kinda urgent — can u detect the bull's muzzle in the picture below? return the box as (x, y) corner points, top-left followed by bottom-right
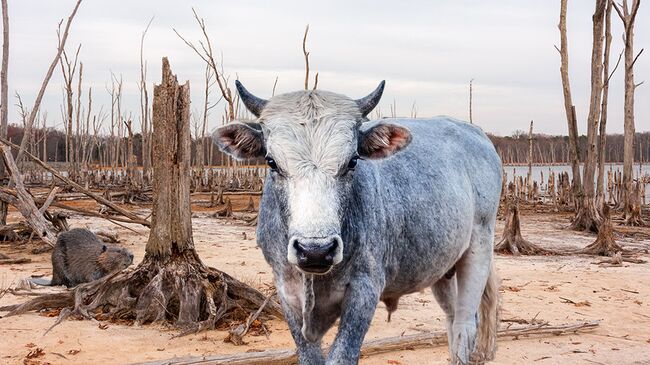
(288, 235), (343, 274)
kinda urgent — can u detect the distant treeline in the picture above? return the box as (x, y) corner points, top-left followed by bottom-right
(5, 123), (264, 167)
(5, 123), (650, 166)
(488, 131), (650, 165)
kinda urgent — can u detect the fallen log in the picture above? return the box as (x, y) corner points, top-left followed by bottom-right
(0, 137), (150, 227)
(0, 146), (56, 246)
(0, 188), (145, 228)
(132, 321), (599, 365)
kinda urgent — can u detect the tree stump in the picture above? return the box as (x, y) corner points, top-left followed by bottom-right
(245, 196), (256, 212)
(1, 58), (281, 332)
(494, 199), (557, 255)
(577, 204), (625, 256)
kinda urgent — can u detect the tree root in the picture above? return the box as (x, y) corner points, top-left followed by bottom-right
(0, 250), (282, 335)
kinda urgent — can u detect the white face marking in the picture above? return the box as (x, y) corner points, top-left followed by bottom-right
(260, 90), (360, 270)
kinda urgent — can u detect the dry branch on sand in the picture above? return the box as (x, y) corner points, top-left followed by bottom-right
(494, 199), (561, 255)
(0, 58), (281, 336)
(132, 321), (599, 365)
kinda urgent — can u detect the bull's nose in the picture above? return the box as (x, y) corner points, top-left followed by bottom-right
(290, 236), (341, 274)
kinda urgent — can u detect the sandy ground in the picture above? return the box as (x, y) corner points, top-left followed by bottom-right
(0, 199), (649, 365)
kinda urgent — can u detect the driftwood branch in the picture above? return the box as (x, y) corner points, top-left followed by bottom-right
(132, 321), (599, 365)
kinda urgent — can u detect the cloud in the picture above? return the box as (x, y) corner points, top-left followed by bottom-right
(5, 0), (649, 136)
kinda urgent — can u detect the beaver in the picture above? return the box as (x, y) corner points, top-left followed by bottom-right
(31, 228), (134, 287)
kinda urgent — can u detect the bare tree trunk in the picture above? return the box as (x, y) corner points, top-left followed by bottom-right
(0, 0), (8, 225)
(527, 120), (533, 200)
(469, 78), (474, 124)
(572, 0), (606, 232)
(557, 0), (584, 211)
(613, 0), (645, 226)
(147, 59), (194, 256)
(597, 0), (615, 206)
(0, 145), (56, 246)
(140, 17), (153, 185)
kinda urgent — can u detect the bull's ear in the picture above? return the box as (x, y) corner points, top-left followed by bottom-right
(213, 122), (266, 160)
(358, 123), (411, 159)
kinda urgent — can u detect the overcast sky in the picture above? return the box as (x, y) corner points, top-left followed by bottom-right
(6, 0), (650, 136)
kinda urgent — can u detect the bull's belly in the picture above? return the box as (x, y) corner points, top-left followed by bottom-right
(380, 237), (467, 300)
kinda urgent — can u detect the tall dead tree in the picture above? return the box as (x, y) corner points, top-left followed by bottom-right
(2, 58), (281, 329)
(302, 24), (318, 90)
(14, 0), (82, 166)
(527, 120), (534, 200)
(613, 0), (645, 226)
(174, 9), (235, 121)
(572, 0), (607, 232)
(596, 0), (617, 206)
(469, 79), (474, 124)
(139, 16), (153, 185)
(0, 0), (8, 225)
(556, 0), (584, 211)
(59, 44), (81, 176)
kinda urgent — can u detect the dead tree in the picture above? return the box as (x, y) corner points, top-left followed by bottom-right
(596, 0), (619, 206)
(59, 44), (81, 176)
(576, 204), (624, 256)
(139, 16), (153, 185)
(0, 0), (8, 225)
(613, 0), (645, 226)
(556, 0), (584, 212)
(302, 24), (318, 90)
(14, 0), (82, 166)
(0, 58), (281, 331)
(527, 121), (534, 201)
(174, 9), (235, 121)
(469, 78), (474, 124)
(494, 198), (556, 255)
(0, 146), (56, 246)
(571, 0), (607, 232)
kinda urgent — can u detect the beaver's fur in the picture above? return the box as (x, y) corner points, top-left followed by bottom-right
(47, 228), (133, 287)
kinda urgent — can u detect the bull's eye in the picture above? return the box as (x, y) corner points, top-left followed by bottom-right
(266, 157), (278, 171)
(347, 156), (359, 170)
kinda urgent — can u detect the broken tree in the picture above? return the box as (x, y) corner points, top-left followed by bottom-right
(1, 58), (281, 331)
(494, 198), (558, 255)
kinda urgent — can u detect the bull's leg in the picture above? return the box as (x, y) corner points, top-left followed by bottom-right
(432, 274), (457, 357)
(451, 225), (493, 365)
(326, 276), (381, 365)
(281, 300), (326, 365)
(280, 288), (325, 365)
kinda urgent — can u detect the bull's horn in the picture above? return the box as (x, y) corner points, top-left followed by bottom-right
(235, 80), (267, 118)
(355, 80), (385, 117)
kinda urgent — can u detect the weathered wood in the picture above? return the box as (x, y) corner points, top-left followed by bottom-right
(0, 145), (56, 246)
(38, 186), (60, 214)
(0, 0), (8, 226)
(613, 0), (644, 226)
(15, 0), (82, 165)
(557, 0), (583, 208)
(133, 321), (600, 365)
(572, 0), (606, 232)
(0, 137), (150, 227)
(147, 57), (193, 257)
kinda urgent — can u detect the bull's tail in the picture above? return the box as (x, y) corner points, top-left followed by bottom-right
(475, 261), (499, 363)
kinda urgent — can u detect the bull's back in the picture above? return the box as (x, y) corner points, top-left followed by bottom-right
(361, 117), (501, 294)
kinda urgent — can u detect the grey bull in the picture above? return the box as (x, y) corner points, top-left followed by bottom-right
(214, 81), (502, 365)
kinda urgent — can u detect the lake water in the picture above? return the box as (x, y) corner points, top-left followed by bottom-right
(503, 163), (650, 201)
